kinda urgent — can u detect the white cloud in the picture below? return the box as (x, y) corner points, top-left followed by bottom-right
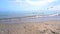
(8, 0), (59, 11)
(26, 0), (56, 6)
(15, 0), (22, 2)
(8, 0), (22, 2)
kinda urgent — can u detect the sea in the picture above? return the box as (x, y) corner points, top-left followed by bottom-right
(0, 11), (60, 18)
(0, 11), (60, 23)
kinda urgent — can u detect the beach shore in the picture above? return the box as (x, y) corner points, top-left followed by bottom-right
(0, 20), (60, 34)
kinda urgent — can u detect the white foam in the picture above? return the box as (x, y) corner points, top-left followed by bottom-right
(48, 14), (58, 16)
(28, 16), (47, 18)
(26, 14), (59, 18)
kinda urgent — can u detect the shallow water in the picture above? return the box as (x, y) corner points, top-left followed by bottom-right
(0, 15), (60, 23)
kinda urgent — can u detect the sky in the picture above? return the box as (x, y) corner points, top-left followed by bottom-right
(0, 0), (60, 11)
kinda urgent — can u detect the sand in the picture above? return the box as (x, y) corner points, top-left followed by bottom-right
(0, 20), (60, 34)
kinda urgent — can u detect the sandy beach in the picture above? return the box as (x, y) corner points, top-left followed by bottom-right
(0, 20), (60, 34)
(0, 15), (60, 34)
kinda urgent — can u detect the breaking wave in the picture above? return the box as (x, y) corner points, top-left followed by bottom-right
(26, 14), (59, 18)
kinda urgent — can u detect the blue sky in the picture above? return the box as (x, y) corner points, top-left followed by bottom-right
(0, 0), (60, 11)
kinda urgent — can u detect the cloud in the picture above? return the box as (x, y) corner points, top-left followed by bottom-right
(8, 0), (59, 11)
(47, 5), (60, 11)
(26, 0), (56, 6)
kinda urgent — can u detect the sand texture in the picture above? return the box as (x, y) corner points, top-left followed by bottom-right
(0, 20), (60, 34)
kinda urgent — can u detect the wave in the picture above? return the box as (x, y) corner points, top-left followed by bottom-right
(26, 14), (59, 18)
(0, 14), (60, 20)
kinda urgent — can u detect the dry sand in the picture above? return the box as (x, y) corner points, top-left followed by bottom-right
(0, 20), (60, 34)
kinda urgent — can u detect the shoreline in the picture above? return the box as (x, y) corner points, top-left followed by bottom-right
(0, 14), (60, 23)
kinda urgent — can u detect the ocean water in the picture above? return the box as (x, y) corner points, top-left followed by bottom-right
(0, 11), (60, 23)
(0, 11), (60, 19)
